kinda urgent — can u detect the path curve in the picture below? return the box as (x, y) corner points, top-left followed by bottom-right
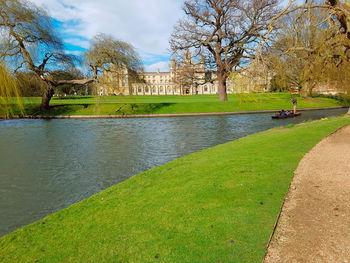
(264, 124), (350, 262)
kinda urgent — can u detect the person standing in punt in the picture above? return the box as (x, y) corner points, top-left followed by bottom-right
(291, 97), (297, 114)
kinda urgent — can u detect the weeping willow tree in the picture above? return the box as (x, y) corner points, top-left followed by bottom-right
(263, 4), (350, 98)
(0, 64), (23, 118)
(0, 0), (94, 110)
(84, 33), (144, 96)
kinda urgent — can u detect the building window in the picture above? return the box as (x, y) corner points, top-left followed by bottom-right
(204, 86), (208, 92)
(138, 88), (142, 93)
(160, 86), (163, 92)
(145, 88), (149, 92)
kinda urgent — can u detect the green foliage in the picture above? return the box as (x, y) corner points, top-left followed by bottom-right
(266, 8), (350, 95)
(269, 75), (290, 92)
(1, 116), (349, 262)
(284, 123), (296, 128)
(313, 94), (350, 105)
(0, 64), (22, 117)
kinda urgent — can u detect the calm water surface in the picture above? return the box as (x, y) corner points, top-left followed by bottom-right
(0, 108), (348, 236)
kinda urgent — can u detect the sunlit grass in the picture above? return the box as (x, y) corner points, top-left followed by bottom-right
(0, 93), (346, 116)
(1, 115), (349, 262)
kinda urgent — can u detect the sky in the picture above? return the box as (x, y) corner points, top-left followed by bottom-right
(30, 0), (184, 72)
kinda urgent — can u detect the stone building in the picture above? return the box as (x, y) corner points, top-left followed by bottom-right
(132, 50), (223, 96)
(97, 51), (271, 95)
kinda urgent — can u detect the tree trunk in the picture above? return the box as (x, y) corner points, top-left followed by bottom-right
(41, 86), (54, 110)
(300, 88), (308, 98)
(217, 71), (228, 101)
(300, 81), (314, 97)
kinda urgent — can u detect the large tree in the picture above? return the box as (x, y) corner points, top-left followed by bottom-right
(264, 1), (350, 95)
(266, 9), (333, 95)
(267, 1), (350, 54)
(171, 52), (210, 95)
(84, 34), (143, 95)
(169, 0), (279, 101)
(0, 0), (95, 109)
(0, 0), (143, 110)
(85, 34), (143, 78)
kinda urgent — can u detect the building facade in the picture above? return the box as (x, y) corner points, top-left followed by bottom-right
(97, 51), (271, 96)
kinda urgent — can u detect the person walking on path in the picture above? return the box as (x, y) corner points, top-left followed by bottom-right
(291, 98), (297, 114)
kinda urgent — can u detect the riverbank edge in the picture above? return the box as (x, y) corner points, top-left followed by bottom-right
(262, 123), (350, 262)
(1, 116), (350, 262)
(1, 106), (348, 119)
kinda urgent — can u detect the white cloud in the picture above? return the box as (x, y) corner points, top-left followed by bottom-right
(63, 38), (90, 49)
(30, 0), (184, 64)
(65, 50), (84, 56)
(145, 61), (170, 72)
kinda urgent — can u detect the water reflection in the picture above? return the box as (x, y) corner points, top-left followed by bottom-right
(0, 108), (347, 236)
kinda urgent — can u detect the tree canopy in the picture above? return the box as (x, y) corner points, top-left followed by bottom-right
(0, 0), (143, 109)
(85, 33), (143, 78)
(170, 0), (279, 101)
(0, 0), (91, 109)
(0, 0), (73, 76)
(264, 1), (350, 95)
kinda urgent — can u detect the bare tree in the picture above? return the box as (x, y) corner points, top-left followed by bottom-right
(0, 0), (96, 109)
(169, 0), (279, 101)
(313, 0), (350, 40)
(171, 52), (211, 95)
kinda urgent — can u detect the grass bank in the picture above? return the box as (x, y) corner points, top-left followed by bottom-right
(1, 115), (350, 262)
(1, 93), (346, 116)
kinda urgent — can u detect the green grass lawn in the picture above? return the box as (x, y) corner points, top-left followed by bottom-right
(1, 115), (349, 262)
(1, 93), (346, 116)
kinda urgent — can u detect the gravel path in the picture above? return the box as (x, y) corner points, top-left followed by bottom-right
(264, 124), (350, 263)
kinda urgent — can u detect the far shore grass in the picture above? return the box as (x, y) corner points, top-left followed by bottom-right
(1, 93), (347, 116)
(1, 114), (350, 262)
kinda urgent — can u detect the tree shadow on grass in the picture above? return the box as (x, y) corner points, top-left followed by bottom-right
(51, 96), (94, 100)
(20, 104), (85, 116)
(115, 103), (175, 115)
(6, 103), (176, 116)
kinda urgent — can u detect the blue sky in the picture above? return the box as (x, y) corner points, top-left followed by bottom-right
(31, 0), (184, 72)
(31, 0), (295, 73)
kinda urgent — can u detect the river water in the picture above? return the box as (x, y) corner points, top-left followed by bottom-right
(0, 108), (348, 237)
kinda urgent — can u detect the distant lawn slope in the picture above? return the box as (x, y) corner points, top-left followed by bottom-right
(1, 93), (346, 116)
(1, 115), (349, 262)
